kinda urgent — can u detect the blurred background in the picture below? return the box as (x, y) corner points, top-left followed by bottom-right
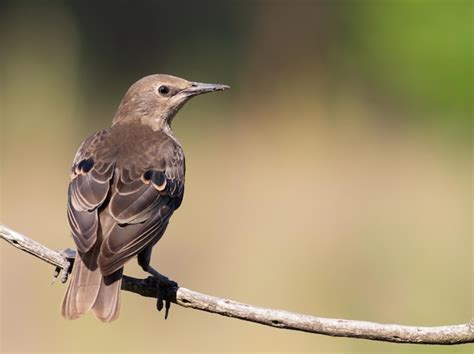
(0, 0), (472, 353)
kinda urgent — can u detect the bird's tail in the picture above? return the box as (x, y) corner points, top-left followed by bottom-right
(61, 247), (123, 322)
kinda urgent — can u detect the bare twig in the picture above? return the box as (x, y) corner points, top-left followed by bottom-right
(1, 224), (472, 345)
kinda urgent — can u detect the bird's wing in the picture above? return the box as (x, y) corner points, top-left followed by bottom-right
(67, 129), (115, 253)
(98, 140), (185, 275)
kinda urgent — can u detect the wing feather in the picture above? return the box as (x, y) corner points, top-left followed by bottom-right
(68, 125), (185, 273)
(98, 137), (185, 275)
(67, 129), (115, 253)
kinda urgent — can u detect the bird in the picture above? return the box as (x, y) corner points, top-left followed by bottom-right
(61, 74), (229, 322)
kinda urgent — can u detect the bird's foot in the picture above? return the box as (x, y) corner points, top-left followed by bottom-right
(52, 248), (76, 284)
(52, 265), (69, 284)
(155, 274), (178, 320)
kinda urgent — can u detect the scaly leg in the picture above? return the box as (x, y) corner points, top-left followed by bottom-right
(137, 246), (178, 319)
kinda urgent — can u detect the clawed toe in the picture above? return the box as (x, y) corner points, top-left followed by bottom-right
(53, 248), (76, 284)
(155, 275), (178, 319)
(52, 266), (69, 284)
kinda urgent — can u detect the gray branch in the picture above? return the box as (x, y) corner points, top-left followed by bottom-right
(1, 224), (472, 345)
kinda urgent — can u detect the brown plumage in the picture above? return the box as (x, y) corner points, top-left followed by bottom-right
(61, 74), (228, 321)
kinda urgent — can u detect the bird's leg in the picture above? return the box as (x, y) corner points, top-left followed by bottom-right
(145, 265), (178, 319)
(144, 265), (164, 278)
(137, 248), (177, 319)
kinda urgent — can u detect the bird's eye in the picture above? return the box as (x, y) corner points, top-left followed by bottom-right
(158, 85), (170, 96)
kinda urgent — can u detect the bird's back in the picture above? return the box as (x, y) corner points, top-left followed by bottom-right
(63, 122), (185, 321)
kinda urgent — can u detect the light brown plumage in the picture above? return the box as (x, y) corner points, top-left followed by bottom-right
(62, 74), (228, 321)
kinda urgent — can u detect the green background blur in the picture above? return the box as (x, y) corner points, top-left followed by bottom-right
(0, 0), (472, 353)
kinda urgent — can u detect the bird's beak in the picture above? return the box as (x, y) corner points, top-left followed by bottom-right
(181, 82), (230, 97)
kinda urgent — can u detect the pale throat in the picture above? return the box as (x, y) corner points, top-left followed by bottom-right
(139, 111), (180, 146)
(140, 109), (176, 132)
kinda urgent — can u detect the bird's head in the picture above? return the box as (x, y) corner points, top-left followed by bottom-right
(113, 74), (229, 130)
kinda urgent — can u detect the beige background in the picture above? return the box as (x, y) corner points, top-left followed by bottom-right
(0, 1), (471, 353)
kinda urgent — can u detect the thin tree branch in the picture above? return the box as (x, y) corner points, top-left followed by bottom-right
(1, 224), (472, 345)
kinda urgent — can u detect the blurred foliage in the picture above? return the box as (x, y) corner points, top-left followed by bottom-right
(342, 0), (473, 137)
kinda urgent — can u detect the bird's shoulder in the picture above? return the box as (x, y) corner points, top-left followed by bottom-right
(107, 124), (186, 225)
(110, 123), (185, 174)
(70, 128), (116, 177)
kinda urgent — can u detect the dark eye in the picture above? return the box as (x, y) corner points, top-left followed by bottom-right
(158, 85), (170, 96)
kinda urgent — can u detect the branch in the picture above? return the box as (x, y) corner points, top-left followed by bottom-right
(1, 224), (472, 345)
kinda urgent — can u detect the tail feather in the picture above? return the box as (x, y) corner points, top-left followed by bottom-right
(61, 261), (80, 320)
(61, 249), (123, 322)
(93, 270), (123, 322)
(75, 247), (102, 314)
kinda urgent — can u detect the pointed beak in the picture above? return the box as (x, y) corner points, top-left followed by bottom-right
(181, 82), (230, 97)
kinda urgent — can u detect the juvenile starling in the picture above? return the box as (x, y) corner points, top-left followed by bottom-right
(61, 74), (229, 321)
